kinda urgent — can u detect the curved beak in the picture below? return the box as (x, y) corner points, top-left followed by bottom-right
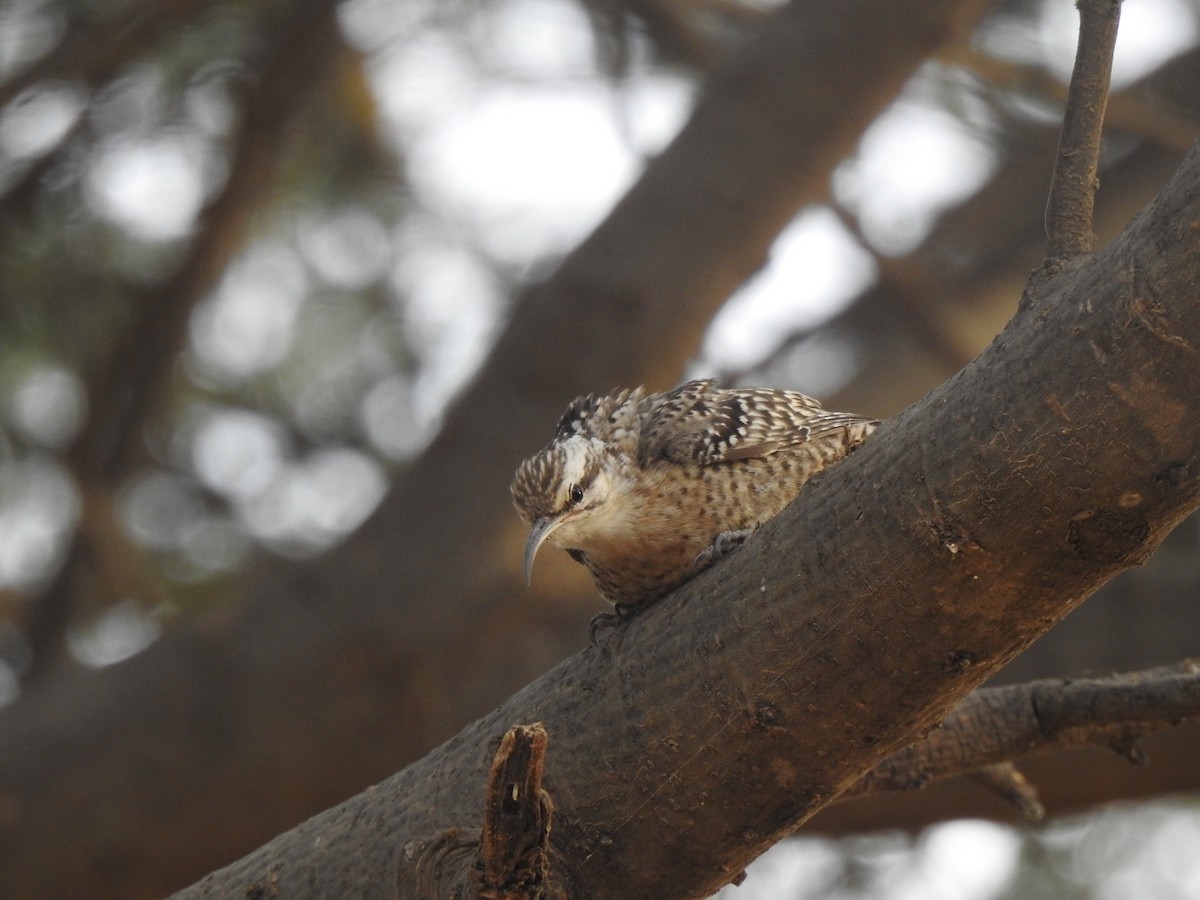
(523, 516), (563, 585)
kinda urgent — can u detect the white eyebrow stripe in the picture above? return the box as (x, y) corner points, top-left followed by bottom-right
(559, 435), (601, 488)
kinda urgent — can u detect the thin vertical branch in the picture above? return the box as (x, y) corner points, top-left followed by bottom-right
(1043, 0), (1122, 266)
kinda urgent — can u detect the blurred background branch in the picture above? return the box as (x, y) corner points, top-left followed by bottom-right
(23, 0), (348, 684)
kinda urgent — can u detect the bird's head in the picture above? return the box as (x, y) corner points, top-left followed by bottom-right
(510, 434), (623, 584)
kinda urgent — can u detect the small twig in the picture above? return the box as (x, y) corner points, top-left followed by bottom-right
(841, 661), (1200, 811)
(473, 723), (555, 900)
(966, 763), (1045, 821)
(1042, 0), (1123, 267)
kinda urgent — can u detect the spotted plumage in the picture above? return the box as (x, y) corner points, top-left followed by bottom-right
(511, 379), (877, 612)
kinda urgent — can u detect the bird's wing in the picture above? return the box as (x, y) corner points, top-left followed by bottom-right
(638, 379), (877, 466)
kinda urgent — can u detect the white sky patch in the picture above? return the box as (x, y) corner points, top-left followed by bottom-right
(8, 365), (86, 449)
(67, 599), (161, 668)
(1036, 0), (1198, 87)
(483, 0), (597, 79)
(361, 373), (430, 461)
(191, 409), (288, 502)
(0, 456), (79, 590)
(1139, 812), (1200, 897)
(237, 447), (387, 555)
(121, 471), (205, 551)
(407, 84), (640, 261)
(724, 824), (1019, 900)
(0, 2), (65, 78)
(905, 820), (1021, 900)
(760, 328), (868, 399)
(712, 838), (844, 899)
(836, 100), (998, 256)
(391, 230), (502, 425)
(1061, 803), (1200, 900)
(297, 208), (393, 290)
(370, 33), (475, 132)
(701, 208), (877, 373)
(190, 242), (308, 382)
(86, 133), (211, 241)
(0, 82), (84, 160)
(185, 74), (237, 138)
(338, 0), (435, 55)
(372, 0), (691, 265)
(617, 72), (695, 155)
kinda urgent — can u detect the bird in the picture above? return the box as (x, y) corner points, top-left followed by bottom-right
(510, 379), (877, 630)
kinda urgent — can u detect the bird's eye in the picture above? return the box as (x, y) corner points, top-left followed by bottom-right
(568, 483), (585, 506)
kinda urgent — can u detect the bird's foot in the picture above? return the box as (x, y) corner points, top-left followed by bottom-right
(692, 527), (755, 574)
(589, 602), (639, 647)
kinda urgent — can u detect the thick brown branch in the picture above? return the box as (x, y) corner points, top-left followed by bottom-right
(1043, 0), (1122, 265)
(848, 662), (1200, 801)
(174, 135), (1200, 898)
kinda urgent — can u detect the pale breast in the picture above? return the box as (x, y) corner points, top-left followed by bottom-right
(576, 443), (851, 607)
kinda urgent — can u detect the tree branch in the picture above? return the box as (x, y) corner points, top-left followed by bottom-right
(963, 764), (1045, 821)
(175, 130), (1200, 897)
(848, 661), (1200, 803)
(1043, 0), (1122, 266)
(415, 663), (1200, 893)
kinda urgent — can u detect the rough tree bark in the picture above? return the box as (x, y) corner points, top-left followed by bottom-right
(176, 130), (1200, 897)
(0, 2), (997, 897)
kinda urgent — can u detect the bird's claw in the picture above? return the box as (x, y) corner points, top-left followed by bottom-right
(692, 527), (755, 574)
(589, 602), (638, 647)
